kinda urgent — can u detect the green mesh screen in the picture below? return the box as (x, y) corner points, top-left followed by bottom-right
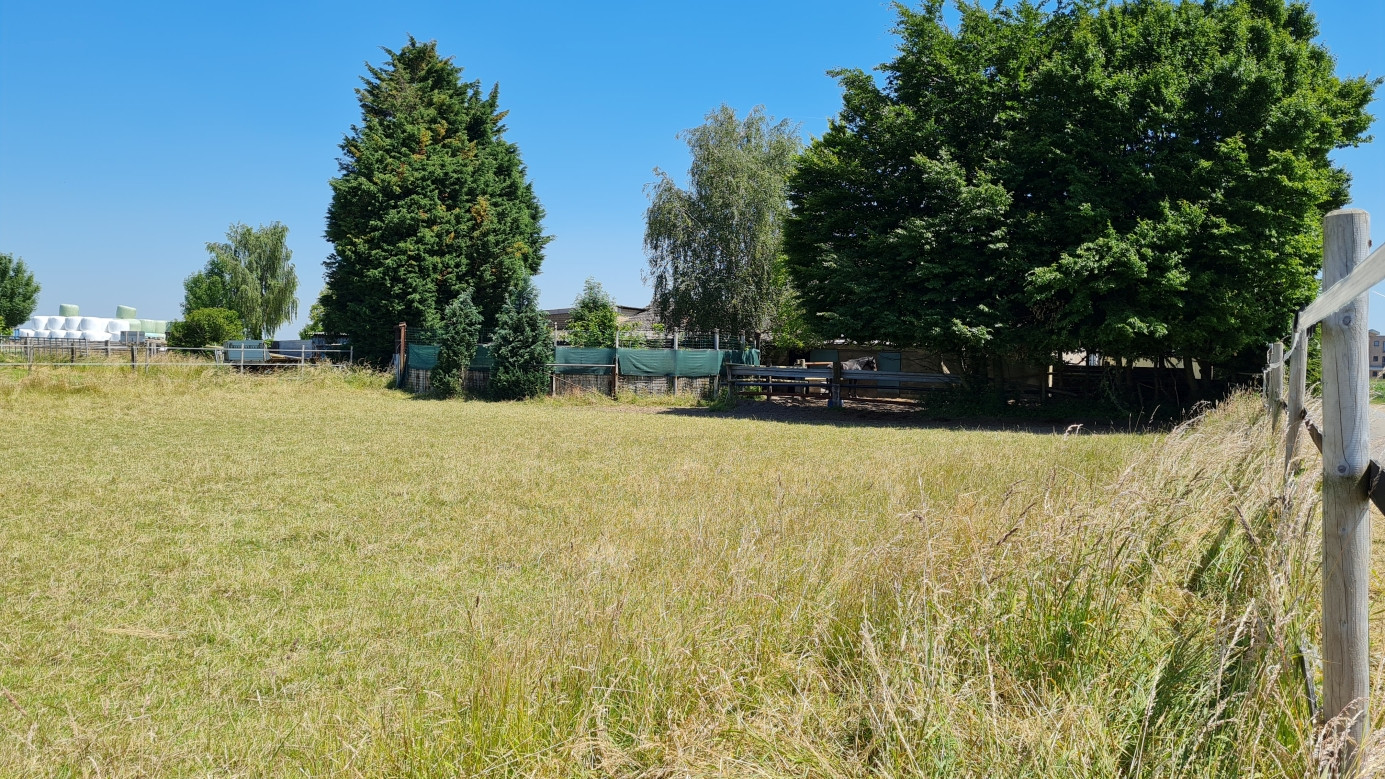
(407, 345), (758, 377)
(406, 344), (441, 371)
(554, 347), (615, 374)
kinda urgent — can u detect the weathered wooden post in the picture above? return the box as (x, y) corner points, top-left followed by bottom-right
(1267, 341), (1284, 432)
(671, 328), (680, 395)
(396, 322), (407, 389)
(1284, 324), (1308, 475)
(612, 328), (620, 398)
(1321, 208), (1371, 772)
(829, 361), (843, 408)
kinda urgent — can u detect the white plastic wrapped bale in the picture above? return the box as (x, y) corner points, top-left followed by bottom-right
(79, 317), (109, 333)
(30, 316), (53, 330)
(64, 316), (83, 331)
(82, 331), (112, 342)
(106, 319), (130, 334)
(62, 330), (82, 340)
(16, 329), (35, 338)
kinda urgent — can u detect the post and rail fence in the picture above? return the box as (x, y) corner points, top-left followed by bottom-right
(1267, 208), (1381, 775)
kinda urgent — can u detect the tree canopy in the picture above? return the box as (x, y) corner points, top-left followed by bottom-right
(645, 105), (801, 337)
(785, 0), (1377, 374)
(0, 252), (40, 330)
(181, 255), (234, 317)
(205, 222), (299, 340)
(566, 278), (619, 348)
(323, 37), (547, 364)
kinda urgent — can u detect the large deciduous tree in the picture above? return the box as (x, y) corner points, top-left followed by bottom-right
(645, 105), (801, 337)
(323, 37), (547, 364)
(0, 251), (40, 330)
(566, 277), (619, 348)
(786, 0), (1376, 379)
(205, 222), (299, 340)
(181, 255), (235, 317)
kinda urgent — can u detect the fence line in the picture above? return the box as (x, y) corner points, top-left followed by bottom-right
(726, 364), (960, 406)
(1271, 208), (1376, 776)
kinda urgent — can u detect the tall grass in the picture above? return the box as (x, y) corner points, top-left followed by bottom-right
(0, 369), (1374, 776)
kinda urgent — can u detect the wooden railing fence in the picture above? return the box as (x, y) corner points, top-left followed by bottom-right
(1268, 209), (1381, 774)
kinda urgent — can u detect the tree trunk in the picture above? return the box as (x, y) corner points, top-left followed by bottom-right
(1183, 356), (1201, 401)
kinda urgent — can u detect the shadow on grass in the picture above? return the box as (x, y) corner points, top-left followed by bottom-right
(656, 394), (1183, 435)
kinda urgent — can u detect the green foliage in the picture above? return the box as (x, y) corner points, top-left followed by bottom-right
(204, 222), (299, 340)
(786, 0), (1377, 371)
(298, 296), (327, 339)
(323, 37), (548, 365)
(487, 280), (552, 400)
(645, 105), (801, 337)
(0, 251), (40, 330)
(167, 308), (244, 348)
(431, 289), (482, 398)
(566, 278), (619, 348)
(181, 255), (234, 316)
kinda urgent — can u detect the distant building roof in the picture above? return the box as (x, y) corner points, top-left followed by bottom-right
(544, 305), (650, 330)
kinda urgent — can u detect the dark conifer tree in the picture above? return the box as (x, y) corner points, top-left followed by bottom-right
(431, 289), (482, 398)
(487, 279), (552, 400)
(323, 37), (547, 363)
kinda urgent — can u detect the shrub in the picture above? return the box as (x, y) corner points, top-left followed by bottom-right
(488, 280), (552, 400)
(431, 290), (482, 398)
(167, 308), (244, 348)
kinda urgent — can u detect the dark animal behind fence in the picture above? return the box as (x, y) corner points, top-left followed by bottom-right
(842, 356), (877, 370)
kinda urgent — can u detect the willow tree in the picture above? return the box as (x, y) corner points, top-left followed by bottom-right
(205, 222), (298, 340)
(644, 105), (801, 336)
(323, 37), (547, 363)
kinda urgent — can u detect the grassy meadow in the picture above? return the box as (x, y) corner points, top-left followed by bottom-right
(0, 367), (1376, 776)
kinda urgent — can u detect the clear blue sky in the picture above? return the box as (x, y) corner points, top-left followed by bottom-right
(1, 0), (1381, 337)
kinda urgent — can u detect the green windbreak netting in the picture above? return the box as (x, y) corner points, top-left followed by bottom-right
(554, 347), (616, 374)
(408, 345), (758, 376)
(407, 344), (440, 371)
(616, 348), (758, 377)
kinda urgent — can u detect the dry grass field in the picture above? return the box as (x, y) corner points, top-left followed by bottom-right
(0, 367), (1376, 776)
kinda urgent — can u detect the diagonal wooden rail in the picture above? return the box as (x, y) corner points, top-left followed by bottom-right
(1285, 402), (1385, 517)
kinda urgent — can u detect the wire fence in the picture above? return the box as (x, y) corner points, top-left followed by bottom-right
(0, 338), (354, 372)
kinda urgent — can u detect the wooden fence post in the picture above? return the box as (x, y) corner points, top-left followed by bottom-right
(396, 322), (407, 389)
(671, 328), (680, 395)
(1267, 341), (1284, 432)
(1321, 208), (1371, 773)
(829, 361), (842, 408)
(1284, 324), (1308, 475)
